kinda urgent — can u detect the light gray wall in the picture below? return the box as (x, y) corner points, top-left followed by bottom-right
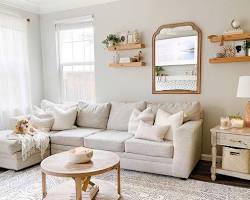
(0, 4), (43, 106)
(40, 0), (250, 154)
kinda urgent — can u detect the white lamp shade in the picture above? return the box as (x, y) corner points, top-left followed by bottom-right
(237, 76), (250, 98)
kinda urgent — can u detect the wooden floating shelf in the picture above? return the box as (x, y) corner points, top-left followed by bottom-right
(208, 33), (250, 43)
(209, 56), (250, 63)
(109, 61), (145, 67)
(108, 43), (145, 51)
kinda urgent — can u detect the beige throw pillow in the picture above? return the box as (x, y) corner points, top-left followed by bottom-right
(128, 108), (155, 134)
(77, 102), (111, 129)
(135, 121), (169, 142)
(155, 109), (184, 140)
(51, 107), (77, 131)
(29, 115), (54, 132)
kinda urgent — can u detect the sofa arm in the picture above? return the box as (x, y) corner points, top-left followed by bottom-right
(172, 120), (203, 178)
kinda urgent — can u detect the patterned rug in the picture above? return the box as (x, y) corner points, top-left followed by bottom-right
(0, 165), (249, 200)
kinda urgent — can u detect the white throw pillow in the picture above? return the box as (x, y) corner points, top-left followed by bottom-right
(29, 115), (54, 132)
(41, 99), (77, 113)
(155, 109), (184, 140)
(128, 108), (155, 134)
(135, 121), (169, 142)
(51, 107), (77, 131)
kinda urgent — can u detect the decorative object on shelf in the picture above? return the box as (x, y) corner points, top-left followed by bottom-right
(216, 52), (225, 58)
(68, 147), (93, 164)
(234, 40), (246, 57)
(220, 117), (231, 130)
(229, 114), (244, 128)
(118, 32), (128, 44)
(133, 50), (142, 62)
(155, 66), (165, 76)
(133, 30), (141, 43)
(245, 40), (250, 56)
(237, 76), (250, 127)
(222, 45), (236, 57)
(127, 31), (134, 44)
(224, 19), (244, 35)
(119, 57), (131, 63)
(102, 34), (121, 48)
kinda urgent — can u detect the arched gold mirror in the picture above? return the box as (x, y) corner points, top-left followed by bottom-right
(152, 22), (202, 94)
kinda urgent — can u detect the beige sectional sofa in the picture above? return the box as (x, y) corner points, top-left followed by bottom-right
(0, 101), (203, 179)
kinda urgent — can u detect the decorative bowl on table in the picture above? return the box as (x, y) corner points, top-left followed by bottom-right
(68, 147), (93, 164)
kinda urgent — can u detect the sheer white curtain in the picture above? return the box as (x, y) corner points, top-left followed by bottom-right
(0, 13), (31, 129)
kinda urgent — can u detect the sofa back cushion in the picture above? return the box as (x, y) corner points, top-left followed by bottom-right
(77, 102), (111, 129)
(107, 101), (146, 131)
(147, 101), (201, 122)
(51, 107), (77, 131)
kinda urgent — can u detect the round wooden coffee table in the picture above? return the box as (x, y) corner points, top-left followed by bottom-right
(41, 150), (121, 200)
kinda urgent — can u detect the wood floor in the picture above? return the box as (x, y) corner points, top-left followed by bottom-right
(0, 161), (249, 188)
(190, 161), (250, 188)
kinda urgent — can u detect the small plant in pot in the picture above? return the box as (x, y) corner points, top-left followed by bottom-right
(245, 40), (250, 56)
(102, 34), (121, 48)
(155, 66), (165, 76)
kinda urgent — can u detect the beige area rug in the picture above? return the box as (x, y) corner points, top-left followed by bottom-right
(0, 165), (249, 200)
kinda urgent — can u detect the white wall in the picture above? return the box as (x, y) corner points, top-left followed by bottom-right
(40, 0), (250, 154)
(0, 4), (43, 106)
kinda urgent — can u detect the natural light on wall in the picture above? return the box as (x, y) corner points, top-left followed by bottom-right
(56, 15), (95, 103)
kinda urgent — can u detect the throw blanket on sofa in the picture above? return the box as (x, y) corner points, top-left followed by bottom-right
(8, 132), (49, 161)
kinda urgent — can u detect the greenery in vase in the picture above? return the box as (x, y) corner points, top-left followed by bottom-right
(245, 40), (250, 49)
(102, 34), (121, 47)
(155, 66), (164, 76)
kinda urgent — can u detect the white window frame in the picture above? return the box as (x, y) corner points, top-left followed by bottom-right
(55, 15), (95, 103)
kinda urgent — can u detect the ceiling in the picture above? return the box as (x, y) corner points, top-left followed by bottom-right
(0, 0), (120, 14)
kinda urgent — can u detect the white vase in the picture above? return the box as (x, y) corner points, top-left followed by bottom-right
(247, 48), (250, 56)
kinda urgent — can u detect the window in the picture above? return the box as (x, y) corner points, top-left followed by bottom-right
(56, 16), (95, 102)
(0, 13), (31, 129)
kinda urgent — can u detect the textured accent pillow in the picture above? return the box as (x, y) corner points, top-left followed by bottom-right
(135, 121), (169, 142)
(51, 107), (77, 131)
(155, 109), (184, 140)
(29, 115), (54, 132)
(77, 102), (111, 129)
(128, 108), (155, 134)
(107, 101), (146, 131)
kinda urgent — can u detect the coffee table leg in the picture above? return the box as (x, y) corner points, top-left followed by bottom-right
(75, 177), (82, 200)
(117, 164), (121, 195)
(42, 172), (47, 199)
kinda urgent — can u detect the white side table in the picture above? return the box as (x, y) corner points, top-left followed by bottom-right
(210, 126), (250, 181)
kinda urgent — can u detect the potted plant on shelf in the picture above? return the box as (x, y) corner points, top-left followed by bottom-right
(155, 66), (164, 76)
(245, 40), (250, 56)
(102, 34), (121, 48)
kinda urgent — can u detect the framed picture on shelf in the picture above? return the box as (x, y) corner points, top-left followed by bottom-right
(234, 40), (246, 57)
(118, 32), (127, 44)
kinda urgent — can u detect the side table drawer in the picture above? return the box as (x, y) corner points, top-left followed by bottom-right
(217, 133), (250, 149)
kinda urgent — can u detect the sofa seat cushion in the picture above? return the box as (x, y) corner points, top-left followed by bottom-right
(50, 128), (102, 146)
(0, 130), (21, 154)
(84, 130), (133, 152)
(125, 138), (174, 158)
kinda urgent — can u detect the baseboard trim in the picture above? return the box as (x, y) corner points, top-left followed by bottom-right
(201, 154), (222, 162)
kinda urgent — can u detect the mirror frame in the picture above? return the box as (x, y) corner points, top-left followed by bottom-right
(152, 22), (202, 94)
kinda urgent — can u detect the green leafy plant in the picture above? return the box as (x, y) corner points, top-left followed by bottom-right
(229, 113), (242, 120)
(155, 66), (165, 76)
(102, 34), (121, 47)
(245, 40), (250, 49)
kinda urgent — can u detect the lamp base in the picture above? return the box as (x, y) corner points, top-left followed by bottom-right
(244, 101), (250, 128)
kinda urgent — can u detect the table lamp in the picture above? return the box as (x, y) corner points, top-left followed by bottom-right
(237, 76), (250, 127)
